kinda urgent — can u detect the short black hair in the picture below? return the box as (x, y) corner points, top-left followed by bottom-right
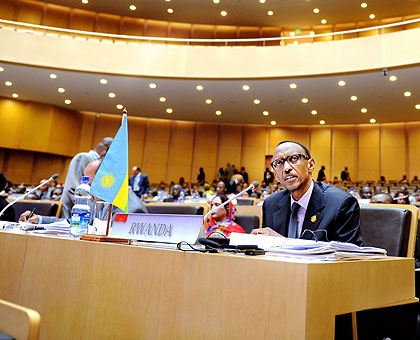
(0, 173), (6, 192)
(276, 140), (311, 158)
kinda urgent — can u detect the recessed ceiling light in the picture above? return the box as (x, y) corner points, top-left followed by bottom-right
(263, 111), (269, 116)
(415, 104), (420, 110)
(290, 83), (297, 89)
(215, 110), (222, 115)
(254, 99), (261, 104)
(58, 87), (65, 93)
(149, 83), (157, 89)
(159, 97), (166, 102)
(270, 121), (276, 125)
(167, 8), (174, 13)
(313, 8), (319, 13)
(242, 85), (250, 91)
(49, 73), (57, 79)
(259, 0), (266, 3)
(361, 108), (368, 113)
(350, 95), (358, 101)
(196, 85), (204, 91)
(301, 98), (309, 103)
(338, 80), (346, 86)
(310, 31), (315, 36)
(293, 41), (299, 45)
(321, 19), (327, 24)
(370, 118), (376, 123)
(213, 0), (219, 3)
(290, 32), (296, 37)
(166, 108), (173, 113)
(165, 0), (171, 2)
(369, 14), (375, 19)
(220, 10), (227, 16)
(404, 91), (412, 97)
(129, 5), (136, 10)
(64, 99), (71, 104)
(108, 92), (116, 98)
(100, 78), (108, 85)
(311, 110), (317, 115)
(205, 99), (212, 104)
(0, 67), (4, 72)
(280, 40), (285, 45)
(116, 104), (123, 110)
(5, 81), (12, 86)
(12, 93), (18, 98)
(267, 10), (274, 16)
(320, 120), (326, 125)
(82, 0), (88, 4)
(389, 75), (397, 82)
(361, 3), (367, 8)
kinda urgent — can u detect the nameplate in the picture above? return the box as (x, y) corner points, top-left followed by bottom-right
(109, 213), (203, 244)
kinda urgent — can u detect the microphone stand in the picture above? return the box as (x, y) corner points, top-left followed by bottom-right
(0, 174), (59, 219)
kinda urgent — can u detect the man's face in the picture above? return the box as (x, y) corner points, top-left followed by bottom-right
(272, 142), (315, 196)
(132, 167), (140, 176)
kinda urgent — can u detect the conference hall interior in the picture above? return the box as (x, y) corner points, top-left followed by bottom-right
(1, 0), (420, 339)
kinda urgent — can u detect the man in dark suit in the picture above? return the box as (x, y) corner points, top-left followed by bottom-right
(252, 141), (363, 246)
(129, 166), (150, 198)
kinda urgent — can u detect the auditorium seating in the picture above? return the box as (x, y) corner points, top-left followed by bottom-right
(145, 203), (206, 216)
(7, 200), (62, 222)
(234, 215), (260, 233)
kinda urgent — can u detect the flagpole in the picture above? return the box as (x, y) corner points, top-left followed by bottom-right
(105, 203), (113, 236)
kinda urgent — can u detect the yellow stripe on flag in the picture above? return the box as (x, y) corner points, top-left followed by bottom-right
(112, 172), (129, 212)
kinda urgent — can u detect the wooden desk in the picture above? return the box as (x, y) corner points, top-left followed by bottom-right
(0, 231), (416, 340)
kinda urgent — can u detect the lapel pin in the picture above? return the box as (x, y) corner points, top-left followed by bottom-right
(311, 215), (317, 223)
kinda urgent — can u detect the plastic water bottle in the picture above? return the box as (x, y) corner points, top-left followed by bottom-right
(178, 190), (185, 203)
(349, 188), (361, 200)
(262, 189), (269, 200)
(70, 176), (91, 238)
(157, 189), (163, 202)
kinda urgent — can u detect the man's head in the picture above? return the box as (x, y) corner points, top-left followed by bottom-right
(132, 166), (140, 176)
(84, 159), (103, 184)
(94, 137), (113, 157)
(370, 192), (393, 204)
(360, 186), (372, 199)
(271, 141), (315, 200)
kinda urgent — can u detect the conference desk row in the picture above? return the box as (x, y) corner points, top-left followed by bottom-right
(0, 230), (416, 340)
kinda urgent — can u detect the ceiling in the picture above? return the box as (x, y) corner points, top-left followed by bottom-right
(1, 61), (420, 126)
(40, 0), (420, 27)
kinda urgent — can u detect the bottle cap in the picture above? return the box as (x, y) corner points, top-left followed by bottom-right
(81, 176), (90, 184)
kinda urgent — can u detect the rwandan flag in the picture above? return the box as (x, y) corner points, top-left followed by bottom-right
(91, 115), (129, 212)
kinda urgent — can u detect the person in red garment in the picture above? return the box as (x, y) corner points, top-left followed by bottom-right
(205, 194), (245, 237)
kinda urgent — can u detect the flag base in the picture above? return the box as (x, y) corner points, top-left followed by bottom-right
(80, 234), (128, 244)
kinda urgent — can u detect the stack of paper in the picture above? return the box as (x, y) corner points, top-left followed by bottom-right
(229, 233), (387, 261)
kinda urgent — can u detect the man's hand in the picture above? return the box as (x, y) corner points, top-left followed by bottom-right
(19, 210), (40, 224)
(250, 227), (285, 237)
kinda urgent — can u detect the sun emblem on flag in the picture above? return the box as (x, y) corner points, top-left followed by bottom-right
(100, 173), (115, 188)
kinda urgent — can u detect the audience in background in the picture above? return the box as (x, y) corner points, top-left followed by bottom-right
(341, 166), (350, 181)
(225, 163), (234, 180)
(0, 173), (15, 222)
(196, 167), (205, 185)
(263, 168), (274, 184)
(394, 190), (410, 204)
(360, 186), (373, 200)
(399, 175), (409, 184)
(240, 167), (249, 184)
(370, 192), (393, 204)
(129, 166), (150, 198)
(317, 165), (326, 182)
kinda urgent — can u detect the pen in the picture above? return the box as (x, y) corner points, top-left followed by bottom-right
(27, 207), (36, 221)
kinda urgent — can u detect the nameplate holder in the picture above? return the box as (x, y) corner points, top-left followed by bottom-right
(109, 213), (203, 244)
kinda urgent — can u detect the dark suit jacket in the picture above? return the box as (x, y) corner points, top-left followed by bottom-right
(129, 173), (150, 197)
(262, 181), (363, 246)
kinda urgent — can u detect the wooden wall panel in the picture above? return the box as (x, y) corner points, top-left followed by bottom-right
(0, 98), (26, 149)
(71, 9), (95, 32)
(32, 153), (66, 184)
(78, 112), (96, 153)
(242, 126), (266, 183)
(17, 0), (43, 24)
(218, 125), (243, 175)
(167, 121), (195, 183)
(143, 120), (171, 184)
(127, 117), (147, 172)
(310, 127), (331, 180)
(193, 123), (219, 183)
(382, 124), (406, 181)
(332, 126), (357, 182)
(408, 123), (420, 179)
(44, 4), (70, 28)
(3, 150), (34, 184)
(169, 22), (191, 39)
(0, 0), (17, 20)
(91, 114), (120, 146)
(358, 125), (380, 181)
(145, 20), (168, 38)
(121, 17), (145, 36)
(268, 127), (310, 154)
(96, 13), (120, 34)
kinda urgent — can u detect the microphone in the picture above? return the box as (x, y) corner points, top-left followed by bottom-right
(203, 180), (259, 223)
(0, 173), (59, 219)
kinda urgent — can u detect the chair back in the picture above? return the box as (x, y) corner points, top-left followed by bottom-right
(7, 200), (63, 222)
(234, 215), (260, 233)
(360, 204), (418, 257)
(0, 299), (40, 340)
(145, 204), (204, 215)
(235, 198), (255, 206)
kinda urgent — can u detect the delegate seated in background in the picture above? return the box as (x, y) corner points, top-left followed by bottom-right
(370, 192), (393, 204)
(394, 190), (410, 204)
(0, 173), (15, 222)
(205, 195), (245, 237)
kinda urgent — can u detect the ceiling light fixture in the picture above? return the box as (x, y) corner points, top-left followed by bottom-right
(263, 111), (269, 116)
(320, 120), (326, 125)
(270, 121), (276, 125)
(100, 78), (108, 85)
(205, 99), (212, 104)
(293, 41), (299, 45)
(58, 87), (65, 93)
(311, 110), (317, 115)
(267, 10), (274, 16)
(82, 0), (88, 4)
(166, 108), (173, 113)
(259, 0), (266, 3)
(108, 92), (116, 98)
(389, 75), (397, 82)
(290, 32), (295, 37)
(215, 110), (222, 115)
(301, 98), (309, 103)
(369, 14), (375, 19)
(404, 91), (412, 97)
(149, 83), (157, 89)
(49, 73), (57, 79)
(0, 67), (4, 72)
(313, 8), (319, 13)
(338, 80), (346, 86)
(167, 8), (174, 13)
(220, 10), (227, 16)
(5, 81), (12, 86)
(415, 104), (420, 110)
(254, 99), (261, 104)
(310, 31), (315, 36)
(370, 118), (376, 123)
(12, 93), (18, 98)
(64, 99), (71, 104)
(321, 19), (327, 24)
(196, 85), (204, 91)
(242, 85), (250, 91)
(213, 0), (219, 3)
(159, 97), (166, 102)
(361, 3), (367, 8)
(361, 108), (368, 113)
(129, 5), (136, 11)
(290, 83), (297, 89)
(116, 104), (123, 110)
(351, 96), (358, 101)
